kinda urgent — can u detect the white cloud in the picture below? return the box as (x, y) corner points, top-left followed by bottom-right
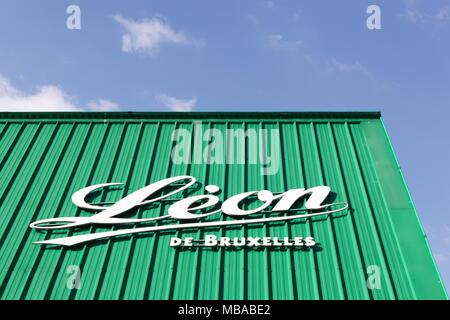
(426, 223), (450, 281)
(265, 34), (302, 51)
(435, 252), (449, 264)
(329, 58), (370, 75)
(0, 75), (81, 111)
(87, 99), (119, 111)
(435, 6), (450, 21)
(401, 1), (449, 23)
(265, 1), (275, 9)
(113, 14), (204, 54)
(0, 74), (120, 112)
(401, 0), (422, 23)
(156, 93), (197, 112)
(405, 9), (424, 23)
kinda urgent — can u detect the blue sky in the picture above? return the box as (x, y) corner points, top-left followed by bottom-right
(0, 0), (449, 293)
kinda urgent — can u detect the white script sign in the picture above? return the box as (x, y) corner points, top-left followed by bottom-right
(29, 175), (348, 247)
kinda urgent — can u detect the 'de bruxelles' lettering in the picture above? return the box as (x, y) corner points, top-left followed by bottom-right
(170, 235), (316, 248)
(29, 175), (348, 247)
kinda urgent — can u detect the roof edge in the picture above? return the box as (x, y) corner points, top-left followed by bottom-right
(0, 111), (382, 120)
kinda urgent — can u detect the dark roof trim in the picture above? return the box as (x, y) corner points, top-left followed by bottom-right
(0, 111), (381, 120)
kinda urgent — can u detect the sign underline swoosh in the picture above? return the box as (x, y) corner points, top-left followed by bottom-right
(33, 203), (349, 247)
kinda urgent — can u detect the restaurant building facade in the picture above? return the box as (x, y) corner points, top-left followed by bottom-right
(0, 112), (446, 299)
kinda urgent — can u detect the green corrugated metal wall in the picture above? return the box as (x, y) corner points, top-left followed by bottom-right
(0, 112), (446, 300)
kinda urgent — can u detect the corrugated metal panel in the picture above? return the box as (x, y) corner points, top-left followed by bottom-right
(0, 112), (446, 300)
